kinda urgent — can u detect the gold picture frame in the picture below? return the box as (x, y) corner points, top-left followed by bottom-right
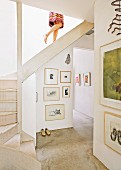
(44, 68), (58, 85)
(83, 72), (91, 86)
(45, 104), (65, 121)
(60, 71), (71, 83)
(62, 86), (70, 98)
(104, 112), (121, 155)
(100, 39), (121, 110)
(43, 87), (60, 101)
(75, 74), (81, 86)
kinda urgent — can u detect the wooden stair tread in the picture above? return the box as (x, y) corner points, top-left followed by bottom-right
(0, 89), (17, 92)
(0, 101), (17, 103)
(0, 123), (18, 134)
(0, 112), (17, 116)
(4, 134), (20, 149)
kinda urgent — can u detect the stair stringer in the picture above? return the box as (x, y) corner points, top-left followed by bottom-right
(22, 20), (94, 82)
(21, 130), (35, 143)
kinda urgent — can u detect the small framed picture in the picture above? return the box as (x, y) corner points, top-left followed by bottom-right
(44, 68), (58, 85)
(60, 71), (71, 83)
(62, 86), (70, 98)
(104, 112), (121, 155)
(45, 104), (65, 121)
(83, 72), (91, 86)
(75, 74), (81, 86)
(43, 87), (60, 101)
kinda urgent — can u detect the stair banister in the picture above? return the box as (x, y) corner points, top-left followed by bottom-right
(22, 20), (94, 82)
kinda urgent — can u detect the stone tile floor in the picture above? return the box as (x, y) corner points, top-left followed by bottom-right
(36, 111), (108, 170)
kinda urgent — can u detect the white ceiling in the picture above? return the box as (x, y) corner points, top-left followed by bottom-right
(12, 0), (95, 22)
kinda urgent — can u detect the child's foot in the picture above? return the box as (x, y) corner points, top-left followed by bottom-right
(43, 34), (47, 44)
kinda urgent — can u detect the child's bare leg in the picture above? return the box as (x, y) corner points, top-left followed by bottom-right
(44, 23), (62, 43)
(53, 29), (59, 42)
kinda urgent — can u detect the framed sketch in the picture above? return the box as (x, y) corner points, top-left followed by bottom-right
(104, 112), (121, 155)
(83, 72), (91, 86)
(44, 68), (58, 85)
(75, 74), (81, 86)
(60, 71), (71, 83)
(62, 86), (70, 98)
(45, 104), (65, 121)
(43, 87), (60, 101)
(100, 39), (121, 110)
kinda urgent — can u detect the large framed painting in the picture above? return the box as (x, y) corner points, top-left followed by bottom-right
(45, 104), (65, 121)
(44, 68), (58, 85)
(104, 112), (121, 155)
(100, 39), (121, 110)
(43, 87), (60, 101)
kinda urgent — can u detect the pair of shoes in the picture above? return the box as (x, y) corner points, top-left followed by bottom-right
(40, 129), (46, 137)
(45, 128), (51, 136)
(40, 128), (51, 137)
(43, 34), (48, 44)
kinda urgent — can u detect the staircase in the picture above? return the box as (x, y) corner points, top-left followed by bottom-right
(0, 79), (36, 158)
(0, 20), (93, 161)
(22, 21), (94, 81)
(0, 80), (18, 145)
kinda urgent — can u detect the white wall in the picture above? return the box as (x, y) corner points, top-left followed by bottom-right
(94, 0), (121, 169)
(22, 4), (82, 64)
(0, 0), (17, 76)
(36, 47), (73, 132)
(36, 35), (94, 132)
(74, 48), (94, 118)
(22, 74), (36, 142)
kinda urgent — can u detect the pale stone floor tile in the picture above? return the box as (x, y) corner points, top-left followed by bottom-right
(36, 111), (108, 170)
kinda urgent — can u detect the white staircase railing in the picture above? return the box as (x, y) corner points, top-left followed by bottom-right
(22, 20), (94, 82)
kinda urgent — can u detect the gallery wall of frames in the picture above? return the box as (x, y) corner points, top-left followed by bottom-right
(36, 48), (74, 132)
(44, 68), (71, 121)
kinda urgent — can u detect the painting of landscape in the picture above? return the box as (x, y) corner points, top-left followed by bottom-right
(103, 47), (121, 101)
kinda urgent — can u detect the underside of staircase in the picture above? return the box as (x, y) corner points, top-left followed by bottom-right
(22, 20), (94, 81)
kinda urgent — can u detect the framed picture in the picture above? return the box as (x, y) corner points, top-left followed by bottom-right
(83, 72), (91, 86)
(45, 104), (65, 121)
(43, 87), (60, 101)
(75, 74), (81, 86)
(62, 86), (70, 98)
(104, 112), (121, 155)
(100, 39), (121, 110)
(60, 71), (71, 83)
(44, 68), (58, 85)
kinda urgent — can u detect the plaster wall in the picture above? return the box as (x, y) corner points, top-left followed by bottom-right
(94, 0), (121, 169)
(36, 35), (94, 132)
(22, 74), (36, 142)
(0, 0), (17, 76)
(22, 4), (82, 64)
(36, 47), (73, 132)
(74, 48), (94, 118)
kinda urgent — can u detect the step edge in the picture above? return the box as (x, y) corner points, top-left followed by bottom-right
(0, 123), (18, 134)
(0, 112), (17, 115)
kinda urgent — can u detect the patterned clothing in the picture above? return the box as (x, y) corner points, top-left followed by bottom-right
(49, 12), (64, 28)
